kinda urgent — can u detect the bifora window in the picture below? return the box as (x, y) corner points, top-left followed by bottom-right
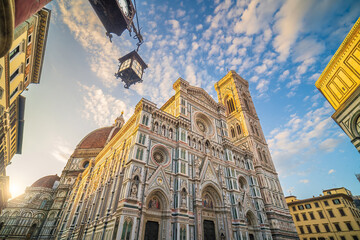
(226, 98), (236, 113)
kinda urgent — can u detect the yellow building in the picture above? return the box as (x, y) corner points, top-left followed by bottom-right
(0, 8), (51, 210)
(286, 187), (360, 240)
(315, 18), (360, 153)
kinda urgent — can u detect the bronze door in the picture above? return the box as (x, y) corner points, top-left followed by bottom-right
(144, 221), (159, 240)
(249, 233), (255, 240)
(203, 220), (215, 240)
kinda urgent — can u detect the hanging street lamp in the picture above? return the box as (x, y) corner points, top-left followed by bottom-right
(115, 50), (148, 88)
(88, 0), (147, 88)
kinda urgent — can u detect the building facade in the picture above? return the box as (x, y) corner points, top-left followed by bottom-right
(0, 71), (297, 239)
(0, 175), (60, 238)
(315, 17), (360, 153)
(0, 7), (51, 211)
(286, 187), (360, 240)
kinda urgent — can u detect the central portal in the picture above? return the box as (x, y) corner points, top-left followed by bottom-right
(144, 221), (159, 240)
(203, 220), (215, 240)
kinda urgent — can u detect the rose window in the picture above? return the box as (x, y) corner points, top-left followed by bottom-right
(152, 149), (166, 164)
(196, 120), (206, 132)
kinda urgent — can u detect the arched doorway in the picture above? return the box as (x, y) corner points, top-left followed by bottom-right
(200, 185), (224, 240)
(245, 211), (258, 240)
(142, 190), (170, 240)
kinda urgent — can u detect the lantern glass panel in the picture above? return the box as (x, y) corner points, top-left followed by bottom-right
(132, 59), (143, 78)
(120, 59), (132, 71)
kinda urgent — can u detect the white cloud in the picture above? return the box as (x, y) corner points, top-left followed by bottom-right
(328, 169), (335, 174)
(80, 84), (132, 127)
(286, 79), (301, 88)
(196, 24), (203, 31)
(57, 0), (125, 88)
(273, 0), (312, 61)
(299, 179), (309, 184)
(234, 0), (281, 36)
(293, 37), (325, 63)
(52, 139), (73, 163)
(319, 138), (342, 153)
(256, 79), (270, 93)
(267, 102), (340, 176)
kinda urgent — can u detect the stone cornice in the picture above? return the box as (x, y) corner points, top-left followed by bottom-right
(316, 17), (360, 89)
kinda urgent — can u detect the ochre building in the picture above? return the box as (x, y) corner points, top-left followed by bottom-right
(286, 187), (360, 240)
(315, 17), (360, 153)
(0, 71), (297, 239)
(0, 7), (51, 211)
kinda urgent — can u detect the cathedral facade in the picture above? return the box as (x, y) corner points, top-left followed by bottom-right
(0, 71), (297, 239)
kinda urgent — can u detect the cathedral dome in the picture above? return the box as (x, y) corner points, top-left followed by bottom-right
(31, 175), (60, 188)
(76, 126), (120, 150)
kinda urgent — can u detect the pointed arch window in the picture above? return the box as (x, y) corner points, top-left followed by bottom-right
(226, 98), (236, 114)
(180, 225), (186, 240)
(121, 219), (133, 240)
(230, 127), (235, 138)
(262, 151), (268, 163)
(236, 124), (241, 135)
(257, 149), (263, 161)
(244, 98), (249, 110)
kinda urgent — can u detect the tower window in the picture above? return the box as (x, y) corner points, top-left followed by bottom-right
(236, 124), (241, 135)
(226, 98), (236, 114)
(230, 127), (235, 138)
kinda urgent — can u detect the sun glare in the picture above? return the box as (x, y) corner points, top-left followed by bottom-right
(9, 183), (23, 199)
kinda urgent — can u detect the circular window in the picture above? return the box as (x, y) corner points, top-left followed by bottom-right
(196, 120), (206, 132)
(153, 151), (165, 164)
(82, 161), (89, 168)
(151, 146), (169, 165)
(194, 112), (214, 136)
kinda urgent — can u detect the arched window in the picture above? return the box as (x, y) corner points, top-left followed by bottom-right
(236, 124), (241, 135)
(262, 151), (268, 163)
(257, 149), (263, 161)
(40, 200), (47, 209)
(244, 98), (249, 110)
(162, 125), (166, 136)
(226, 98), (236, 113)
(251, 123), (255, 134)
(255, 126), (259, 136)
(230, 127), (235, 138)
(121, 219), (133, 240)
(180, 225), (186, 240)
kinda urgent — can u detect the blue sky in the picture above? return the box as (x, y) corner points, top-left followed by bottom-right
(7, 0), (360, 199)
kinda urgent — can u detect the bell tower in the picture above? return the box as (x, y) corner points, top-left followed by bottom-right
(215, 71), (274, 169)
(215, 71), (296, 239)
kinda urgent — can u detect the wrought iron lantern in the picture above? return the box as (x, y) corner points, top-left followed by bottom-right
(89, 0), (147, 88)
(88, 0), (136, 40)
(115, 50), (148, 88)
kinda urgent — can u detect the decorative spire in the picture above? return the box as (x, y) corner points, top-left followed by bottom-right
(114, 111), (125, 128)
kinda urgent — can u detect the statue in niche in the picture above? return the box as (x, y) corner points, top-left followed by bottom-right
(169, 129), (173, 139)
(181, 189), (187, 207)
(130, 183), (138, 198)
(195, 158), (201, 177)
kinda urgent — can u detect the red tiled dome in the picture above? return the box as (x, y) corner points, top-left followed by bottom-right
(77, 127), (120, 149)
(31, 175), (60, 188)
